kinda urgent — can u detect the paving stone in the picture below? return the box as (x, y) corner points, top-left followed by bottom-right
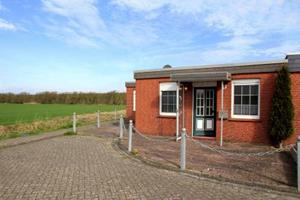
(0, 135), (298, 200)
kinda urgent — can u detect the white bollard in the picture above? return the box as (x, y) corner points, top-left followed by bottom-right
(114, 107), (117, 121)
(128, 120), (133, 152)
(97, 110), (100, 128)
(73, 112), (76, 133)
(297, 136), (300, 192)
(180, 128), (187, 170)
(119, 115), (123, 139)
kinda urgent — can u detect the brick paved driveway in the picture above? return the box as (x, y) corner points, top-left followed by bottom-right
(0, 135), (298, 200)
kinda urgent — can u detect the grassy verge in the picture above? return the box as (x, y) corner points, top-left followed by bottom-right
(0, 110), (124, 141)
(0, 103), (125, 125)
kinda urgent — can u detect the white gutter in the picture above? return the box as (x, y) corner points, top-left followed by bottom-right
(176, 82), (180, 141)
(182, 84), (185, 129)
(220, 81), (224, 147)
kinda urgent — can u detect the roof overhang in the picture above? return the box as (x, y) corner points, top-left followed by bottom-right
(134, 60), (289, 80)
(125, 82), (136, 88)
(170, 72), (231, 82)
(285, 52), (300, 59)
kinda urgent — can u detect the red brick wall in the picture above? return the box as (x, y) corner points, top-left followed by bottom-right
(215, 73), (276, 144)
(215, 72), (300, 145)
(126, 86), (135, 121)
(135, 78), (176, 136)
(133, 72), (300, 144)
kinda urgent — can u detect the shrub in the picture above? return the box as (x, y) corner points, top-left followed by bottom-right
(269, 66), (294, 147)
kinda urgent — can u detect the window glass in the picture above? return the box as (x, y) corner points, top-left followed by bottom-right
(242, 85), (250, 95)
(251, 85), (258, 95)
(233, 81), (259, 118)
(234, 85), (242, 95)
(234, 96), (241, 105)
(242, 95), (250, 104)
(161, 91), (176, 113)
(251, 96), (258, 105)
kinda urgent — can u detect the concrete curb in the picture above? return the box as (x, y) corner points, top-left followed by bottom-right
(0, 125), (95, 150)
(0, 129), (69, 150)
(113, 139), (300, 197)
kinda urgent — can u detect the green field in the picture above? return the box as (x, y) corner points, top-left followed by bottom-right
(0, 103), (125, 125)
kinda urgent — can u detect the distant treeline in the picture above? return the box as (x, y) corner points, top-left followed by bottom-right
(0, 91), (125, 105)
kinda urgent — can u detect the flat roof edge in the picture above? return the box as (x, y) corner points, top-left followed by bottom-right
(171, 71), (231, 82)
(134, 60), (289, 80)
(125, 81), (136, 87)
(134, 59), (287, 74)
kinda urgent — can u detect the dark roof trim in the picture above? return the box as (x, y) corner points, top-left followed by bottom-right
(171, 72), (231, 82)
(125, 82), (136, 88)
(286, 52), (300, 59)
(134, 60), (291, 80)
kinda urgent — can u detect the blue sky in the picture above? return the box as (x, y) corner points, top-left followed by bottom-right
(0, 0), (300, 93)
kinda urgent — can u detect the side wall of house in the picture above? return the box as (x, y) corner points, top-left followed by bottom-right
(126, 86), (135, 121)
(135, 78), (177, 136)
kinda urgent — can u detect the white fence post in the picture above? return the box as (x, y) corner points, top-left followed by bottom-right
(128, 120), (133, 152)
(297, 136), (300, 192)
(119, 115), (123, 139)
(180, 128), (187, 170)
(73, 112), (76, 133)
(114, 107), (117, 121)
(97, 110), (100, 128)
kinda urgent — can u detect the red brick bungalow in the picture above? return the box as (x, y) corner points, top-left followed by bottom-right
(125, 53), (300, 145)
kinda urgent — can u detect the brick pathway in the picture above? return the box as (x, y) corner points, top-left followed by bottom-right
(0, 135), (299, 199)
(119, 132), (297, 190)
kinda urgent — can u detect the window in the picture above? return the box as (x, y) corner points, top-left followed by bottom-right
(133, 90), (136, 111)
(161, 91), (176, 113)
(231, 80), (260, 119)
(160, 82), (177, 116)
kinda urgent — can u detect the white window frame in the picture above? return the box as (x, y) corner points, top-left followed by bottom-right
(231, 79), (260, 120)
(159, 82), (177, 116)
(133, 90), (136, 111)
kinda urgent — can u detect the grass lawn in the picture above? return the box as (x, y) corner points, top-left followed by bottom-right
(0, 103), (125, 125)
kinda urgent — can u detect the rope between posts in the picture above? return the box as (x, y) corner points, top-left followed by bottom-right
(132, 126), (176, 142)
(186, 135), (294, 157)
(120, 120), (293, 157)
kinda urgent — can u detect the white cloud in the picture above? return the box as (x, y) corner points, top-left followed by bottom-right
(112, 0), (168, 12)
(40, 0), (300, 61)
(41, 0), (162, 48)
(0, 18), (17, 31)
(44, 23), (98, 47)
(110, 21), (159, 47)
(112, 0), (206, 14)
(113, 0), (300, 36)
(263, 42), (300, 58)
(42, 0), (107, 47)
(202, 0), (300, 37)
(112, 0), (300, 61)
(0, 1), (18, 31)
